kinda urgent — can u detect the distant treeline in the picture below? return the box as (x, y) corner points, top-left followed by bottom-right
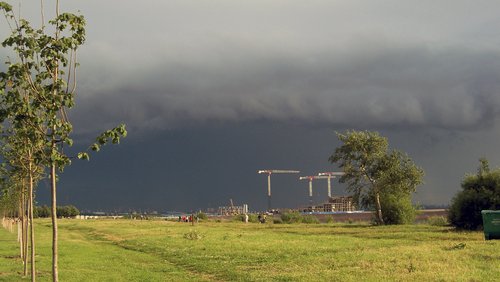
(35, 205), (80, 218)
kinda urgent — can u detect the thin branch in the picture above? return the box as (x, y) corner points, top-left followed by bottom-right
(40, 0), (45, 29)
(1, 10), (15, 32)
(70, 49), (78, 94)
(65, 49), (73, 94)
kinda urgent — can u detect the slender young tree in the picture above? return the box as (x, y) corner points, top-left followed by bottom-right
(4, 127), (44, 280)
(0, 2), (126, 281)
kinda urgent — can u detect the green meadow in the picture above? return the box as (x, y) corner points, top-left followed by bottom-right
(1, 219), (499, 281)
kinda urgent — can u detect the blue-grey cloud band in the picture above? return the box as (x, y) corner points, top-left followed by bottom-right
(72, 45), (500, 135)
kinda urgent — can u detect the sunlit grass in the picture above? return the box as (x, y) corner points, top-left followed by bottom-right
(1, 218), (499, 281)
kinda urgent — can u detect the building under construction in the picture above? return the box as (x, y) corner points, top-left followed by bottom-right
(303, 196), (356, 213)
(218, 204), (249, 215)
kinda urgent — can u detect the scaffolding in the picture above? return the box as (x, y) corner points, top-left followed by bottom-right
(324, 196), (356, 212)
(302, 196), (356, 213)
(218, 204), (248, 216)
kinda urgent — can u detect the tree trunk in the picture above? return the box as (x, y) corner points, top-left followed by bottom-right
(29, 162), (36, 282)
(24, 205), (28, 275)
(50, 163), (58, 282)
(18, 198), (24, 262)
(21, 187), (28, 276)
(375, 192), (384, 225)
(52, 1), (60, 277)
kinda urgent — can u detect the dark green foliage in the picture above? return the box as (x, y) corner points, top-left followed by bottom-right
(35, 205), (51, 218)
(330, 130), (423, 225)
(280, 211), (304, 224)
(379, 193), (416, 224)
(57, 205), (80, 218)
(448, 159), (500, 230)
(196, 211), (208, 220)
(301, 215), (320, 224)
(34, 205), (79, 218)
(279, 212), (319, 224)
(248, 214), (259, 223)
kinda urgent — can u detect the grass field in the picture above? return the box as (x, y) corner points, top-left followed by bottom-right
(1, 218), (499, 281)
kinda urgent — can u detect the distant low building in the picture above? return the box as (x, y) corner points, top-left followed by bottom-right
(325, 196), (356, 212)
(218, 204), (249, 215)
(303, 196), (356, 212)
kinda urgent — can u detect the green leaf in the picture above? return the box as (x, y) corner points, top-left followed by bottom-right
(90, 144), (100, 152)
(0, 2), (13, 13)
(77, 152), (89, 161)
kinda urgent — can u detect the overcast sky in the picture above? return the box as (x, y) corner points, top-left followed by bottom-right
(3, 0), (500, 212)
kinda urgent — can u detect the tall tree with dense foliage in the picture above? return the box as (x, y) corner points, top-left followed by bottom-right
(0, 2), (126, 281)
(329, 130), (424, 224)
(448, 159), (500, 230)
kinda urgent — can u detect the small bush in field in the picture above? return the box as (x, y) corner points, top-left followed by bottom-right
(281, 212), (303, 223)
(248, 214), (259, 223)
(233, 214), (245, 222)
(427, 216), (448, 226)
(184, 230), (203, 240)
(448, 159), (500, 230)
(196, 212), (208, 220)
(302, 215), (320, 224)
(273, 217), (283, 224)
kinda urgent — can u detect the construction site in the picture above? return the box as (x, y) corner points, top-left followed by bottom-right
(302, 195), (356, 213)
(218, 199), (249, 216)
(216, 170), (355, 216)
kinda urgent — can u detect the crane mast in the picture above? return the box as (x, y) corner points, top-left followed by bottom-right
(299, 175), (330, 204)
(318, 172), (345, 198)
(258, 169), (300, 211)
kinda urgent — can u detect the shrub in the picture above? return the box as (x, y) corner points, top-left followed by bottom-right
(380, 193), (416, 225)
(448, 159), (500, 230)
(280, 211), (303, 224)
(426, 216), (448, 226)
(449, 188), (497, 230)
(196, 212), (208, 220)
(273, 217), (283, 224)
(248, 214), (259, 223)
(279, 212), (319, 224)
(35, 205), (79, 218)
(301, 215), (320, 224)
(35, 205), (51, 218)
(233, 214), (245, 222)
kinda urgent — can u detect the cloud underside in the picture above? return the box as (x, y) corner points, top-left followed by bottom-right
(2, 1), (499, 134)
(73, 43), (500, 133)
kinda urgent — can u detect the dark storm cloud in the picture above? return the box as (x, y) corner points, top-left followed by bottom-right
(5, 0), (500, 210)
(3, 1), (500, 135)
(72, 44), (500, 135)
